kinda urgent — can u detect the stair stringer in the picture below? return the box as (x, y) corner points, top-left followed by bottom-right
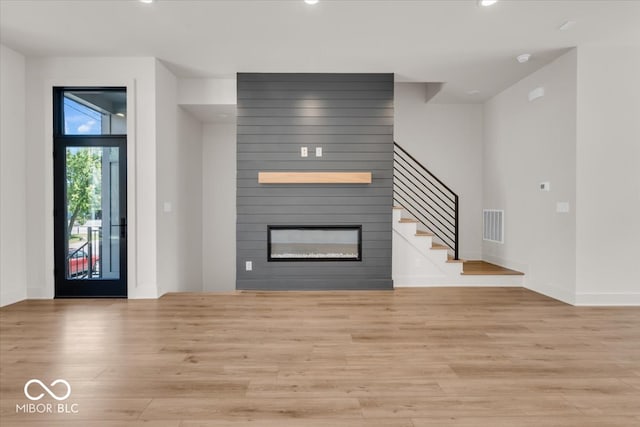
(392, 208), (524, 287)
(393, 230), (458, 285)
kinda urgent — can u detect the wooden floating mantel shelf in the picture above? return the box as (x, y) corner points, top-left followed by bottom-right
(258, 172), (372, 184)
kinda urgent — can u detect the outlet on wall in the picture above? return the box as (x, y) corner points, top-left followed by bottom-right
(556, 202), (570, 213)
(301, 147), (308, 157)
(529, 86), (545, 102)
(245, 261), (252, 271)
(315, 147), (323, 157)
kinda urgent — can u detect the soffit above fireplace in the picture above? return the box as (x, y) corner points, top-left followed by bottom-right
(258, 171), (372, 184)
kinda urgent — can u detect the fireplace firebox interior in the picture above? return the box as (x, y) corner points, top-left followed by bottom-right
(268, 226), (362, 262)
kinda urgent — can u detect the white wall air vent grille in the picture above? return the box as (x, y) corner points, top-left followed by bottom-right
(483, 209), (504, 243)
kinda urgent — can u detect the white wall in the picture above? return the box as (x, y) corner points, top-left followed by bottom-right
(0, 45), (27, 307)
(155, 60), (179, 296)
(176, 107), (204, 292)
(178, 78), (236, 105)
(24, 56), (159, 299)
(575, 46), (640, 305)
(202, 123), (236, 291)
(155, 61), (205, 295)
(483, 49), (578, 304)
(394, 83), (484, 259)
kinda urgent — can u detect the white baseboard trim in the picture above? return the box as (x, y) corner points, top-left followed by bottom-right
(129, 283), (159, 299)
(394, 275), (523, 287)
(395, 283), (521, 289)
(27, 287), (54, 300)
(1, 289), (28, 308)
(575, 292), (640, 306)
(524, 283), (575, 305)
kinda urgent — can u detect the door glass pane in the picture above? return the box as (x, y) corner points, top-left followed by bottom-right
(66, 146), (120, 280)
(63, 90), (126, 135)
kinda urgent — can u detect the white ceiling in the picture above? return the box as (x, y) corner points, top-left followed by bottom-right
(1, 0), (639, 103)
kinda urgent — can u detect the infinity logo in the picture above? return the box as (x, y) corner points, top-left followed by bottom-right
(24, 379), (71, 401)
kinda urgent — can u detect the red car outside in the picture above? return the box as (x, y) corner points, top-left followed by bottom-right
(68, 248), (99, 277)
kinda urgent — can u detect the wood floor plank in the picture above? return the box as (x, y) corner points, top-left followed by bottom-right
(1, 379), (250, 399)
(1, 288), (638, 425)
(139, 397), (362, 420)
(436, 377), (637, 396)
(0, 422), (179, 427)
(179, 419), (414, 427)
(246, 377), (445, 398)
(561, 394), (640, 416)
(359, 395), (582, 418)
(411, 416), (640, 426)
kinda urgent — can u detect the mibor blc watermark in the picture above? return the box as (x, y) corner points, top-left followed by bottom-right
(16, 379), (79, 414)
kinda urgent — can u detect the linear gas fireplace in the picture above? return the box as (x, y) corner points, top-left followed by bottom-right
(268, 226), (362, 262)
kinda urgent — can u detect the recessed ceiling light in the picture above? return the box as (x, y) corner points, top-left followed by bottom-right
(116, 113), (126, 118)
(559, 20), (577, 31)
(305, 0), (319, 4)
(467, 90), (481, 96)
(478, 0), (498, 6)
(517, 53), (532, 63)
(139, 0), (154, 4)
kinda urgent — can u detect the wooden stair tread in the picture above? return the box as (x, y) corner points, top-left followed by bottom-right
(461, 260), (524, 276)
(398, 218), (418, 223)
(392, 206), (404, 210)
(430, 243), (449, 250)
(446, 255), (464, 263)
(415, 230), (434, 237)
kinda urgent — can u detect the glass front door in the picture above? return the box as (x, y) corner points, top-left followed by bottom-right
(53, 88), (127, 297)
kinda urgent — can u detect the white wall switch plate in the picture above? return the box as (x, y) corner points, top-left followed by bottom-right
(529, 86), (545, 102)
(315, 147), (322, 157)
(539, 182), (551, 191)
(245, 261), (252, 271)
(556, 202), (570, 213)
(301, 147), (308, 157)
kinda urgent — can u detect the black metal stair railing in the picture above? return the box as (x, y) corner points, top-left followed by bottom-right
(393, 141), (459, 260)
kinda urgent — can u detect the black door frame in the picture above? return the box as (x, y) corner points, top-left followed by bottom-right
(53, 87), (128, 298)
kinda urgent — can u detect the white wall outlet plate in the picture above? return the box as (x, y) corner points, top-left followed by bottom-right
(245, 261), (252, 271)
(556, 202), (570, 213)
(163, 202), (172, 213)
(528, 86), (545, 102)
(539, 181), (550, 191)
(301, 147), (308, 157)
(315, 147), (322, 157)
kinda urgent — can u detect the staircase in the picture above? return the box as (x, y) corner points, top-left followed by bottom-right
(392, 142), (523, 287)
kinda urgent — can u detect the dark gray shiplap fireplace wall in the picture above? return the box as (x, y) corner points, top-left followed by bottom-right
(236, 73), (394, 290)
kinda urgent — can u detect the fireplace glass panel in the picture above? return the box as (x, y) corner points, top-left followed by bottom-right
(268, 226), (362, 261)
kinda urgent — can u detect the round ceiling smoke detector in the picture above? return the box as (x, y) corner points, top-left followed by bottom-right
(517, 53), (532, 63)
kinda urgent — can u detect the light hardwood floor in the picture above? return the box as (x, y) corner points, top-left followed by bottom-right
(1, 288), (639, 426)
(461, 261), (524, 276)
